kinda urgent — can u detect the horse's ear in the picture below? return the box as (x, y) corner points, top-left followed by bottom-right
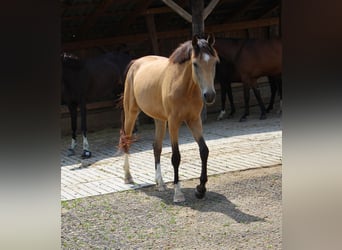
(207, 33), (215, 46)
(192, 35), (199, 47)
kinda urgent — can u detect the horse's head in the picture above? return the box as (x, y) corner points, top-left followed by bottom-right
(191, 34), (219, 105)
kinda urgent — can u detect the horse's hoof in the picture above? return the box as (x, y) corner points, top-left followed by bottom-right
(195, 185), (206, 199)
(173, 192), (185, 203)
(67, 149), (75, 156)
(124, 177), (134, 184)
(81, 150), (92, 159)
(157, 184), (167, 191)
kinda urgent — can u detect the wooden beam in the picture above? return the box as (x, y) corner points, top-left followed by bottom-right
(203, 0), (220, 20)
(161, 0), (192, 23)
(63, 17), (279, 51)
(145, 14), (160, 54)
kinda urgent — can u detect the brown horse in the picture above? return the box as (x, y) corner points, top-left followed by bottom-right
(119, 35), (219, 202)
(214, 38), (282, 121)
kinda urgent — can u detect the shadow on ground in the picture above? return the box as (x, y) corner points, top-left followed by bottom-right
(139, 186), (264, 224)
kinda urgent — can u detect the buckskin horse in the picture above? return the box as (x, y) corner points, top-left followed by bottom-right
(214, 38), (282, 121)
(118, 35), (219, 202)
(61, 51), (132, 158)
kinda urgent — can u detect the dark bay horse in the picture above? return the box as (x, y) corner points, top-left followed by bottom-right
(214, 38), (282, 121)
(61, 52), (132, 158)
(119, 35), (219, 202)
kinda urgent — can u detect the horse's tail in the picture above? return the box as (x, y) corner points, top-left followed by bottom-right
(118, 59), (136, 153)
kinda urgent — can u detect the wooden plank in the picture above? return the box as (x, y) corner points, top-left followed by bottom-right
(63, 17), (279, 51)
(161, 0), (192, 23)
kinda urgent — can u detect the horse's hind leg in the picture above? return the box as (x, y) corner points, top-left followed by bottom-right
(186, 118), (208, 199)
(121, 101), (140, 184)
(153, 119), (167, 191)
(67, 103), (78, 156)
(80, 101), (91, 158)
(217, 81), (227, 120)
(227, 82), (236, 118)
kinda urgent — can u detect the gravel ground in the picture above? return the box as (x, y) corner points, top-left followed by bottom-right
(62, 165), (281, 249)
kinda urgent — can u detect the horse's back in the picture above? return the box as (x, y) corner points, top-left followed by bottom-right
(238, 39), (282, 77)
(125, 55), (169, 120)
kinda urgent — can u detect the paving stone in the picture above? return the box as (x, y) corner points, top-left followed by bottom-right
(61, 112), (282, 200)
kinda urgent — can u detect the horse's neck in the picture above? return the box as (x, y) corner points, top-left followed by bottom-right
(171, 61), (198, 93)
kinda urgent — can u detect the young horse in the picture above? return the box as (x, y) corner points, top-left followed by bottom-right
(62, 52), (132, 158)
(119, 35), (219, 202)
(214, 38), (282, 121)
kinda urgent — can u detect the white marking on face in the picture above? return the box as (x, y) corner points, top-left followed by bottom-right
(202, 53), (210, 62)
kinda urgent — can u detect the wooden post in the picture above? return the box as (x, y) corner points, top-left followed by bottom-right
(146, 14), (160, 55)
(191, 0), (204, 37)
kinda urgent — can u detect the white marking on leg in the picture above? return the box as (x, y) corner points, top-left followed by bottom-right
(174, 182), (185, 203)
(155, 163), (166, 191)
(71, 138), (77, 150)
(217, 110), (226, 120)
(83, 135), (89, 151)
(123, 153), (133, 184)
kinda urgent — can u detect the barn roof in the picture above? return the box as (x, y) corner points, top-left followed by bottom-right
(61, 0), (280, 53)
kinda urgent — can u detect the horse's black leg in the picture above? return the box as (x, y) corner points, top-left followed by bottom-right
(278, 78), (282, 114)
(67, 103), (78, 156)
(267, 77), (277, 113)
(80, 101), (91, 158)
(240, 84), (250, 122)
(168, 120), (184, 202)
(227, 82), (236, 118)
(186, 118), (208, 199)
(171, 142), (184, 202)
(252, 86), (267, 120)
(195, 137), (208, 199)
(217, 81), (227, 120)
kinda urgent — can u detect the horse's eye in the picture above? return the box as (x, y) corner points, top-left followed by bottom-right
(193, 62), (198, 68)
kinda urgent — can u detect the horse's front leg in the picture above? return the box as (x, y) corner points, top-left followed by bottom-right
(153, 119), (167, 191)
(80, 102), (91, 158)
(240, 84), (250, 122)
(252, 86), (267, 120)
(168, 119), (185, 202)
(186, 118), (208, 199)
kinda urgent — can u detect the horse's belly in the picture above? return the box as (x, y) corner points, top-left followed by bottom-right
(133, 76), (167, 120)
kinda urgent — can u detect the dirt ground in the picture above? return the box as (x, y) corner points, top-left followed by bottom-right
(62, 164), (281, 249)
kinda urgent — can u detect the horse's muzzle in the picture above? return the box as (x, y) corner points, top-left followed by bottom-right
(203, 91), (216, 105)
